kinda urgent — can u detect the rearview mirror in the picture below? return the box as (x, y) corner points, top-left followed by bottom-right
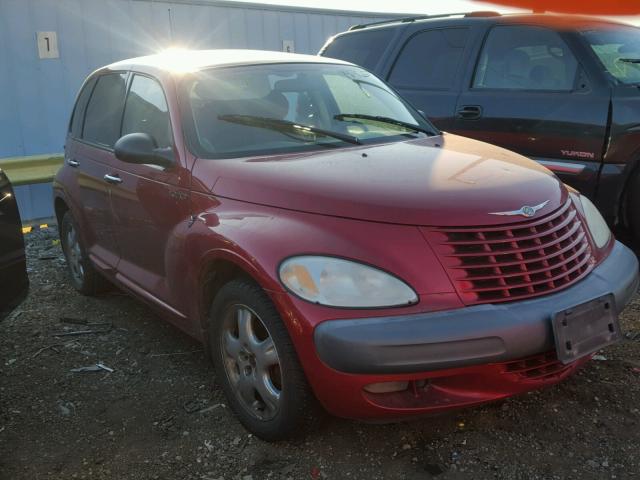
(114, 133), (174, 169)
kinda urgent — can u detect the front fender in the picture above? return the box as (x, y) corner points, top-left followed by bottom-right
(181, 193), (459, 332)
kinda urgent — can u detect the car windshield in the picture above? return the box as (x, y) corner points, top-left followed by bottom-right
(179, 63), (436, 158)
(581, 26), (640, 85)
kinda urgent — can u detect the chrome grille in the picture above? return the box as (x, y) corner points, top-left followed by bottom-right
(424, 199), (594, 305)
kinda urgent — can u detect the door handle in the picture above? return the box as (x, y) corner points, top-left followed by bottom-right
(456, 105), (483, 120)
(67, 158), (79, 168)
(103, 173), (122, 184)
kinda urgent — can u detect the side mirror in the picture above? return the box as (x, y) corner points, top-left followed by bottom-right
(114, 133), (174, 168)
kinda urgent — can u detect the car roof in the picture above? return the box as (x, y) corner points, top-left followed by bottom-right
(345, 12), (636, 33)
(105, 49), (350, 76)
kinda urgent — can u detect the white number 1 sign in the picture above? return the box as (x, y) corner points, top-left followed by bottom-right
(37, 31), (59, 59)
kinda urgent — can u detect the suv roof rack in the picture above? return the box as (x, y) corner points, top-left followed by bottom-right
(348, 11), (501, 31)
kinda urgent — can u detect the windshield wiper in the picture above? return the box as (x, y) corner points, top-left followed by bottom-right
(618, 58), (640, 64)
(218, 114), (361, 145)
(334, 113), (434, 136)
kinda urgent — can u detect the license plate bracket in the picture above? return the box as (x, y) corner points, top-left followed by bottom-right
(552, 294), (621, 365)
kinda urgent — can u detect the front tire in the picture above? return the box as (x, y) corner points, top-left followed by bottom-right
(60, 211), (110, 295)
(628, 173), (640, 243)
(209, 279), (317, 441)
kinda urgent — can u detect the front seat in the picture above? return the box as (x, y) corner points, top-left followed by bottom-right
(258, 90), (290, 120)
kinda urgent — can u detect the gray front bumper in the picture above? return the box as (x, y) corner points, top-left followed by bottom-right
(314, 241), (639, 375)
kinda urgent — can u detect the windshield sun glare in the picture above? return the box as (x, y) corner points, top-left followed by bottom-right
(180, 63), (436, 159)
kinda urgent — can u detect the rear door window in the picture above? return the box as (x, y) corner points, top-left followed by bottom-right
(69, 77), (96, 138)
(388, 28), (469, 90)
(321, 29), (395, 71)
(82, 73), (128, 148)
(581, 26), (640, 85)
(122, 74), (172, 148)
(473, 25), (578, 91)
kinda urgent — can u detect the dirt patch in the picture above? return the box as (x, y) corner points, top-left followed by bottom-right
(1, 228), (640, 479)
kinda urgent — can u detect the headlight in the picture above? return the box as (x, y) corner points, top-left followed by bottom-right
(578, 195), (611, 248)
(279, 256), (418, 308)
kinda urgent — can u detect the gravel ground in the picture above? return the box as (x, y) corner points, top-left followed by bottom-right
(1, 227), (640, 480)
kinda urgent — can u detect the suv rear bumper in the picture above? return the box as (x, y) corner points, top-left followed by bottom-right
(314, 240), (638, 375)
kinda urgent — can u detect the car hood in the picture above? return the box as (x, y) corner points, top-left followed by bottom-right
(195, 133), (567, 226)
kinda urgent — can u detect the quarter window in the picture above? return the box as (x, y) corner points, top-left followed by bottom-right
(82, 73), (127, 147)
(389, 28), (469, 90)
(473, 26), (578, 91)
(122, 75), (172, 148)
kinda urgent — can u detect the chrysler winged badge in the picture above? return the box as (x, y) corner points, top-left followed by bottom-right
(489, 200), (550, 218)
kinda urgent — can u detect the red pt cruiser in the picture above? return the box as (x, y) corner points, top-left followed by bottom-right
(53, 50), (638, 440)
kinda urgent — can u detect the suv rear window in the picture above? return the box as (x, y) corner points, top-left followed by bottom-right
(321, 29), (395, 71)
(473, 25), (578, 91)
(389, 28), (469, 90)
(83, 73), (127, 148)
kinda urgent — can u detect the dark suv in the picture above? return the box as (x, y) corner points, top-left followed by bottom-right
(321, 12), (640, 240)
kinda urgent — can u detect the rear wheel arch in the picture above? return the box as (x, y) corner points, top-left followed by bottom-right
(59, 209), (111, 295)
(54, 196), (69, 234)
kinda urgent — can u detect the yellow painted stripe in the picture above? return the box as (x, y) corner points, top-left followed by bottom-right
(0, 154), (64, 186)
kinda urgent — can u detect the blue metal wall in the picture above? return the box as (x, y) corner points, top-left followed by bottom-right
(0, 0), (390, 221)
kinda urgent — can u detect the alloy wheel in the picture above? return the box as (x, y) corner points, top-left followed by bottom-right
(220, 304), (282, 420)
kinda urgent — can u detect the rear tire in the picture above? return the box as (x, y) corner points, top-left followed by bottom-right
(60, 211), (110, 295)
(208, 279), (318, 441)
